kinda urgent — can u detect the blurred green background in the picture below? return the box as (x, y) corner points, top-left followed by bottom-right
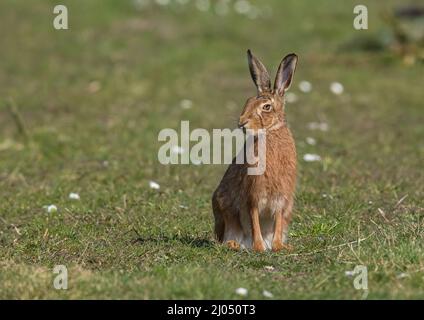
(0, 0), (423, 299)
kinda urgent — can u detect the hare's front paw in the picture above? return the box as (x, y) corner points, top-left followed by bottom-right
(226, 240), (240, 250)
(253, 241), (266, 252)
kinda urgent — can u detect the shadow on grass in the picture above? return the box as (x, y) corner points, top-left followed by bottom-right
(131, 233), (215, 249)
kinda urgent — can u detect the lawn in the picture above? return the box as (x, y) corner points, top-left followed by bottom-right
(0, 0), (423, 299)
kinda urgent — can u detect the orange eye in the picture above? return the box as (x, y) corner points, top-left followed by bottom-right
(262, 104), (272, 111)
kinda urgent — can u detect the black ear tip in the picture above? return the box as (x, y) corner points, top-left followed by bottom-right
(247, 49), (252, 56)
(287, 53), (298, 60)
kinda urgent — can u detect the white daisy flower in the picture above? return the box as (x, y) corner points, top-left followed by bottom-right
(235, 287), (248, 296)
(330, 82), (344, 95)
(303, 154), (321, 162)
(180, 99), (193, 109)
(45, 204), (58, 213)
(306, 137), (316, 145)
(69, 192), (80, 200)
(262, 290), (274, 298)
(149, 181), (160, 190)
(298, 80), (312, 93)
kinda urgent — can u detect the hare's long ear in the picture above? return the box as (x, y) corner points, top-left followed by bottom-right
(247, 49), (271, 94)
(274, 53), (298, 96)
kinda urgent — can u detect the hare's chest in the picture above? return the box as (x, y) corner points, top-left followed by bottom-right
(257, 195), (285, 217)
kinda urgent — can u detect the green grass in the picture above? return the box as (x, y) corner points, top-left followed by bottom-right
(0, 0), (423, 299)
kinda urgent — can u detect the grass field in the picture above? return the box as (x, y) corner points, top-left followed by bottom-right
(0, 0), (423, 299)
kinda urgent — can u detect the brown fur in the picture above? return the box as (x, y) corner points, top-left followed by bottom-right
(212, 50), (298, 252)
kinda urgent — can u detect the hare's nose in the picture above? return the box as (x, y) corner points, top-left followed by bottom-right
(238, 121), (248, 128)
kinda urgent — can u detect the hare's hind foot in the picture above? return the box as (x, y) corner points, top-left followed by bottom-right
(272, 242), (293, 252)
(226, 240), (241, 250)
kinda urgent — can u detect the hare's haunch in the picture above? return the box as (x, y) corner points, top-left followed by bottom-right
(212, 50), (298, 252)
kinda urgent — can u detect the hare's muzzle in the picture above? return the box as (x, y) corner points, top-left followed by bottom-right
(238, 121), (248, 129)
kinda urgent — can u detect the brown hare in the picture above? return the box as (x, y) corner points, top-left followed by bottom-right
(212, 50), (298, 252)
